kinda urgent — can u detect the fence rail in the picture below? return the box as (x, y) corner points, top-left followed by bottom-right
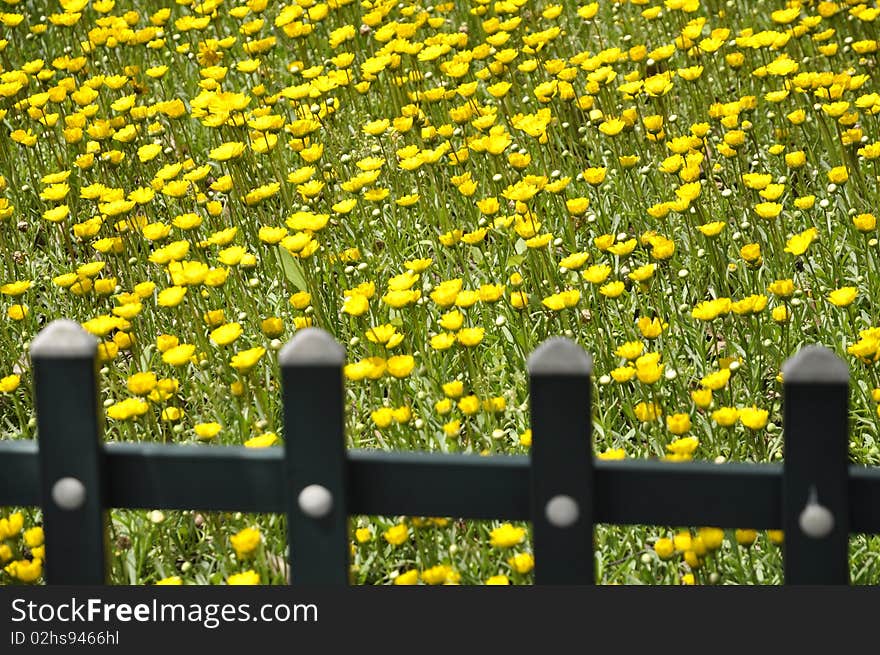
(1, 319), (880, 584)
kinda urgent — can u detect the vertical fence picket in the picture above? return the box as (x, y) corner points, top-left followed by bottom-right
(30, 319), (108, 584)
(280, 328), (349, 584)
(781, 345), (850, 584)
(528, 337), (594, 584)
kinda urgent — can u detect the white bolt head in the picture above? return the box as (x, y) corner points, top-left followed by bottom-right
(545, 495), (579, 528)
(298, 484), (334, 518)
(799, 501), (835, 538)
(51, 477), (86, 510)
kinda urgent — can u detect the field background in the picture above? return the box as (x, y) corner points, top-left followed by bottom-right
(2, 0), (880, 584)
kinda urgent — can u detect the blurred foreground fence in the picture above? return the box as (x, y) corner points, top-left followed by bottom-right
(1, 319), (880, 585)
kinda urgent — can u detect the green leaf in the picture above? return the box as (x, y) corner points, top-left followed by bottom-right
(278, 246), (308, 291)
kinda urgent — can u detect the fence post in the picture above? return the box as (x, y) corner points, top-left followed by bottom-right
(528, 337), (594, 584)
(30, 319), (108, 583)
(781, 345), (850, 584)
(279, 328), (349, 584)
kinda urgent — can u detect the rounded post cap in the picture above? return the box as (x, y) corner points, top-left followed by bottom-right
(528, 337), (592, 376)
(278, 328), (345, 367)
(30, 319), (97, 359)
(781, 345), (849, 384)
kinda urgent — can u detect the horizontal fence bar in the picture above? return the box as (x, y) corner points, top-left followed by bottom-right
(594, 460), (781, 528)
(847, 466), (880, 534)
(0, 440), (39, 506)
(3, 441), (880, 532)
(104, 444), (286, 513)
(346, 450), (531, 520)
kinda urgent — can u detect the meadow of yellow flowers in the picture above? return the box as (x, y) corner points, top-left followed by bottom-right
(2, 0), (880, 585)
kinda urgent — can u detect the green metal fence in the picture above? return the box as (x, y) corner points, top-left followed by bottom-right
(1, 318), (880, 584)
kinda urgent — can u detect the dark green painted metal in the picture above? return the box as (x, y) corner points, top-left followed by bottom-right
(104, 443), (286, 512)
(281, 351), (349, 585)
(4, 328), (880, 586)
(5, 443), (880, 531)
(594, 459), (782, 528)
(0, 440), (39, 506)
(784, 381), (850, 584)
(346, 450), (530, 519)
(529, 351), (594, 585)
(32, 350), (108, 584)
(848, 466), (880, 533)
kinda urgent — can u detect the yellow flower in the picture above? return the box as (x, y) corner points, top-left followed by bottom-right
(156, 576), (183, 585)
(735, 529), (757, 547)
(5, 558), (42, 583)
(692, 297), (731, 321)
(8, 305), (28, 321)
(194, 422), (222, 440)
(699, 527), (724, 551)
(230, 347), (266, 373)
(393, 569), (419, 585)
(421, 565), (455, 585)
(599, 281), (625, 298)
(582, 167), (607, 185)
(691, 388), (712, 409)
(637, 317), (667, 339)
(489, 523), (525, 548)
(785, 227), (818, 256)
(828, 287), (858, 307)
(767, 279), (795, 298)
(227, 570), (260, 585)
(698, 221), (726, 237)
(384, 523), (409, 546)
(0, 280), (31, 296)
(0, 374), (20, 393)
(210, 322), (243, 346)
(666, 413), (692, 435)
(457, 327), (484, 347)
(371, 407), (394, 429)
(576, 263), (606, 285)
(106, 397), (149, 420)
(430, 332), (456, 350)
(827, 165), (849, 184)
(261, 317), (284, 338)
(700, 368), (731, 390)
(127, 372), (157, 396)
(458, 395), (480, 415)
(739, 406), (769, 430)
(230, 527), (261, 559)
(711, 407), (739, 427)
(157, 286), (187, 308)
(654, 538), (675, 560)
(508, 552), (534, 574)
(541, 289), (580, 311)
(854, 213), (877, 232)
(667, 436), (699, 455)
(209, 141), (246, 161)
(485, 575), (510, 585)
(633, 401), (662, 422)
(23, 526), (44, 548)
(244, 432), (278, 448)
(386, 355), (415, 378)
(162, 344), (196, 366)
(754, 202), (782, 220)
(597, 447), (626, 460)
